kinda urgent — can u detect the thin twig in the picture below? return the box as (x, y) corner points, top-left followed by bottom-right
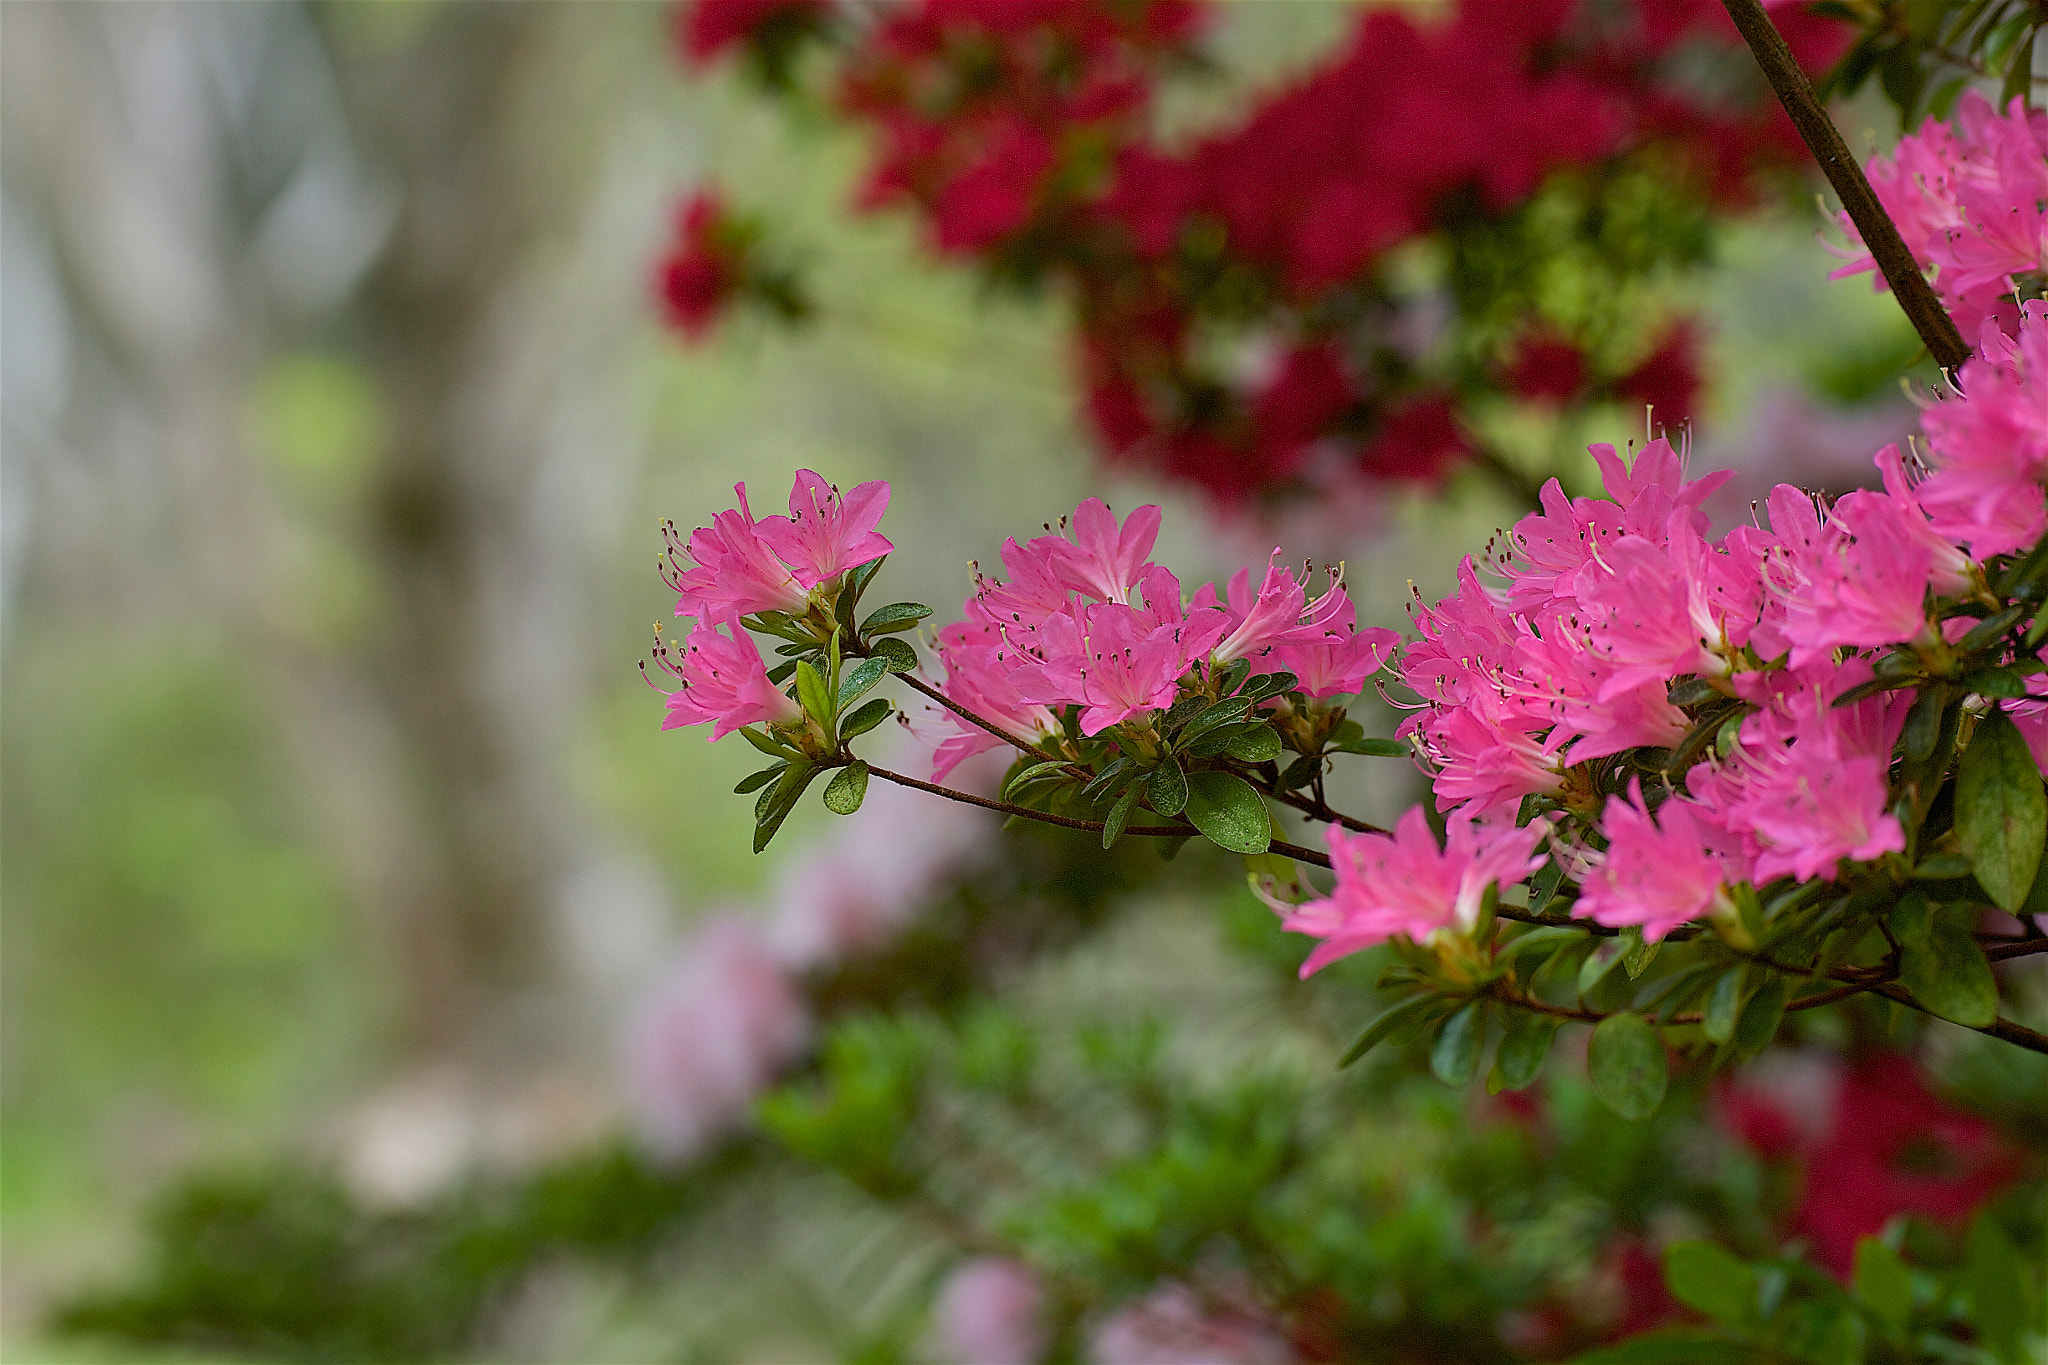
(1719, 0), (1971, 371)
(895, 671), (1062, 765)
(1870, 981), (2048, 1054)
(863, 761), (1335, 867)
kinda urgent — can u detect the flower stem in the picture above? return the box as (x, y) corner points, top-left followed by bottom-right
(1718, 0), (1971, 371)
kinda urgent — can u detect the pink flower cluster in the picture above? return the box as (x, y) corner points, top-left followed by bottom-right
(1831, 92), (2048, 340)
(1288, 300), (2048, 966)
(654, 470), (891, 739)
(924, 497), (1396, 778)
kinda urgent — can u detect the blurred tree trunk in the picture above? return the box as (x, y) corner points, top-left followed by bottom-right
(3, 0), (663, 1081)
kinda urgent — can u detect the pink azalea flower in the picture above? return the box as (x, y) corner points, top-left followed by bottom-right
(1408, 695), (1565, 819)
(1281, 809), (1546, 975)
(1917, 300), (2048, 557)
(1009, 602), (1188, 735)
(657, 619), (802, 740)
(1034, 497), (1161, 605)
(1577, 783), (1731, 941)
(934, 1259), (1047, 1365)
(1271, 617), (1399, 698)
(968, 535), (1074, 637)
(1766, 478), (1941, 666)
(929, 619), (1060, 780)
(1202, 555), (1352, 665)
(755, 469), (895, 591)
(663, 485), (810, 620)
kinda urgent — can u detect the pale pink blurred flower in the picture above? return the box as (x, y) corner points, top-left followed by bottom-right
(1089, 1283), (1294, 1365)
(628, 917), (810, 1160)
(934, 1258), (1047, 1365)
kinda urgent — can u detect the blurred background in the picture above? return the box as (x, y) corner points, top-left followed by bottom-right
(3, 2), (2031, 1362)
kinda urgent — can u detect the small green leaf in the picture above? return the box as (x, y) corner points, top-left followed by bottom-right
(1102, 785), (1142, 850)
(1225, 725), (1283, 763)
(1852, 1236), (1912, 1333)
(1903, 684), (1949, 762)
(1962, 1210), (2032, 1360)
(1622, 927), (1659, 979)
(735, 764), (785, 795)
(1958, 708), (2047, 911)
(1212, 658), (1251, 695)
(1181, 771), (1271, 855)
(1664, 1241), (1758, 1328)
(839, 697), (892, 740)
(1899, 920), (1998, 1028)
(1490, 1010), (1560, 1091)
(823, 761), (869, 815)
(859, 601), (932, 635)
(837, 656), (890, 709)
(872, 637), (918, 672)
(1964, 666), (2031, 699)
(1957, 603), (2028, 651)
(1494, 925), (1585, 966)
(1911, 852), (1975, 880)
(1578, 938), (1630, 997)
(1279, 754), (1321, 789)
(1588, 1012), (1668, 1120)
(1735, 973), (1788, 1059)
(795, 661), (834, 732)
(1339, 994), (1440, 1067)
(1702, 968), (1748, 1044)
(1430, 1001), (1486, 1088)
(754, 761), (817, 852)
(1243, 671), (1298, 701)
(1180, 696), (1254, 741)
(1147, 758), (1188, 817)
(1004, 760), (1070, 799)
(738, 725), (800, 759)
(1333, 736), (1409, 757)
(1080, 757), (1135, 805)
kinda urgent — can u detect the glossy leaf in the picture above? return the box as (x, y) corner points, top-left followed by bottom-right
(1899, 920), (1998, 1028)
(1147, 758), (1188, 818)
(1490, 1010), (1559, 1091)
(1182, 771), (1271, 855)
(1224, 725), (1283, 763)
(1430, 1001), (1485, 1088)
(872, 637), (918, 673)
(839, 697), (892, 740)
(837, 656), (890, 709)
(1957, 708), (2046, 911)
(858, 601), (932, 635)
(1588, 1012), (1667, 1120)
(823, 761), (869, 815)
(1102, 785), (1142, 850)
(1339, 994), (1440, 1067)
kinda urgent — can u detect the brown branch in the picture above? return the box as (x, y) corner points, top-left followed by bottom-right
(1986, 937), (2048, 963)
(894, 670), (1064, 766)
(1870, 981), (2048, 1054)
(862, 762), (1335, 867)
(1724, 3), (1974, 359)
(1719, 0), (1971, 372)
(1253, 775), (1387, 835)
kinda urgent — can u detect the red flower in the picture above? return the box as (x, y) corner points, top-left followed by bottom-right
(1504, 333), (1590, 404)
(1617, 324), (1702, 428)
(1251, 342), (1358, 475)
(1358, 392), (1471, 484)
(656, 191), (743, 340)
(677, 0), (826, 66)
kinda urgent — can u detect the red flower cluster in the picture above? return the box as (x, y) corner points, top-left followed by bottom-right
(656, 191), (747, 340)
(669, 0), (1850, 510)
(1718, 1055), (2022, 1278)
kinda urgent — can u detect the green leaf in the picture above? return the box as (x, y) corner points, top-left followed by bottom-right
(1490, 1011), (1560, 1091)
(1080, 757), (1135, 805)
(1957, 603), (2028, 651)
(1903, 683), (1949, 762)
(1147, 758), (1188, 818)
(1588, 1012), (1668, 1120)
(839, 697), (892, 740)
(1568, 1331), (1756, 1365)
(1243, 671), (1298, 701)
(754, 761), (817, 853)
(1003, 760), (1070, 799)
(795, 661), (834, 734)
(1578, 938), (1630, 997)
(1333, 736), (1409, 757)
(1900, 920), (1998, 1028)
(823, 761), (869, 815)
(1181, 771), (1271, 855)
(1179, 696), (1254, 741)
(738, 725), (800, 759)
(1430, 1001), (1486, 1088)
(1339, 994), (1440, 1067)
(1622, 927), (1659, 979)
(1958, 708), (2047, 911)
(1965, 666), (2031, 699)
(872, 637), (918, 673)
(1703, 968), (1748, 1045)
(1102, 785), (1142, 850)
(1852, 1236), (1912, 1333)
(1735, 973), (1788, 1059)
(1664, 1241), (1758, 1328)
(1962, 1210), (2033, 1360)
(859, 601), (932, 635)
(735, 764), (785, 795)
(1279, 753), (1321, 789)
(1911, 852), (1975, 880)
(837, 656), (890, 710)
(1494, 925), (1585, 966)
(1225, 725), (1283, 763)
(1212, 658), (1251, 696)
